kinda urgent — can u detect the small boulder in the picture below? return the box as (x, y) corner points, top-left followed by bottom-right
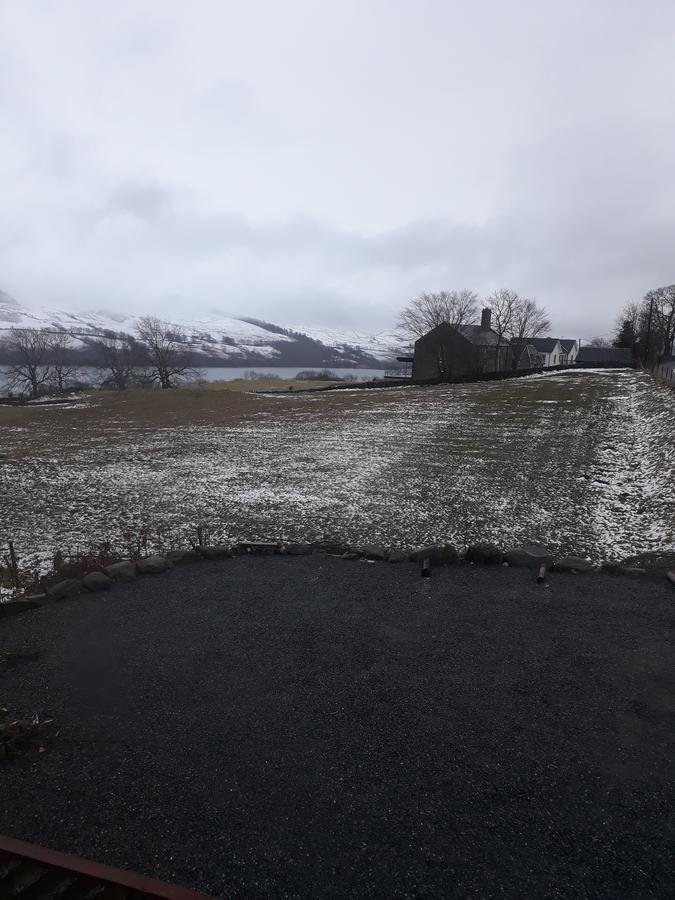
(49, 579), (82, 599)
(387, 550), (409, 563)
(553, 556), (596, 574)
(342, 551), (361, 560)
(601, 561), (625, 575)
(82, 571), (112, 592)
(105, 560), (137, 580)
(136, 555), (171, 575)
(285, 543), (313, 555)
(465, 542), (504, 565)
(236, 542), (280, 555)
(625, 567), (647, 577)
(666, 571), (675, 586)
(362, 545), (387, 561)
(411, 545), (459, 565)
(312, 541), (348, 556)
(505, 545), (554, 570)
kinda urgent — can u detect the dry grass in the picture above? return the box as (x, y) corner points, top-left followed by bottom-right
(0, 383), (398, 460)
(1, 371), (673, 578)
(196, 377), (346, 393)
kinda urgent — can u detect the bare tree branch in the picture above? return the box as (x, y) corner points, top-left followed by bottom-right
(94, 334), (143, 390)
(1, 328), (53, 397)
(136, 316), (198, 389)
(508, 297), (550, 344)
(44, 329), (80, 391)
(396, 290), (479, 343)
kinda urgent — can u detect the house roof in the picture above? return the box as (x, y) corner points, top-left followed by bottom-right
(528, 337), (560, 353)
(558, 339), (577, 352)
(576, 346), (632, 363)
(456, 324), (505, 347)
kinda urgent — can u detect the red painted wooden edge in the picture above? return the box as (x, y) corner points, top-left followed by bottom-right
(0, 834), (216, 899)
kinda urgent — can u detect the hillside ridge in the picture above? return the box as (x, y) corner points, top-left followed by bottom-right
(0, 292), (403, 367)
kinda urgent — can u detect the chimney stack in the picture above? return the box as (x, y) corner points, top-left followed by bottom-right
(481, 307), (492, 330)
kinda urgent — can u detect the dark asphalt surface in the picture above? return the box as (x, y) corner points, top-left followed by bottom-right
(0, 557), (673, 899)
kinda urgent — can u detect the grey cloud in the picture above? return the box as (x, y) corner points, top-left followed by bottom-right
(108, 180), (173, 221)
(0, 0), (674, 340)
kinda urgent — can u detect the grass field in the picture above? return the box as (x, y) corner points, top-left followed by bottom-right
(195, 376), (347, 392)
(0, 369), (673, 583)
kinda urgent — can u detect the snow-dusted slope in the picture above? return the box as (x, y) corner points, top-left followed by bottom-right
(0, 292), (402, 365)
(289, 323), (402, 360)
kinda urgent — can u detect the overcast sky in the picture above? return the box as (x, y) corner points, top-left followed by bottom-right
(1, 1), (674, 337)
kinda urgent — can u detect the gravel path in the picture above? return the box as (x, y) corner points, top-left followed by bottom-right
(0, 557), (673, 898)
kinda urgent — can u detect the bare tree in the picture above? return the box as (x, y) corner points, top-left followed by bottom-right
(396, 290), (479, 343)
(135, 316), (196, 389)
(588, 336), (611, 347)
(1, 328), (53, 397)
(507, 297), (550, 368)
(95, 334), (142, 390)
(614, 301), (642, 342)
(484, 288), (518, 368)
(484, 289), (549, 369)
(646, 284), (675, 362)
(45, 329), (80, 391)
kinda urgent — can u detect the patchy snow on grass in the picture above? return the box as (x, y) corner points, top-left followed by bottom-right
(0, 371), (673, 576)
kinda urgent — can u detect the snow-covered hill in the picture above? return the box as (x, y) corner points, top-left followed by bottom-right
(0, 291), (402, 366)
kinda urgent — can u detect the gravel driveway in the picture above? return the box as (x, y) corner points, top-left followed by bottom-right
(0, 556), (673, 898)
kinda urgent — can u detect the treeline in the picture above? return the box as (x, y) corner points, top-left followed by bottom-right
(0, 316), (197, 398)
(614, 285), (675, 365)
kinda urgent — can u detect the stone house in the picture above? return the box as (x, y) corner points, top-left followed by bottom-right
(411, 309), (511, 381)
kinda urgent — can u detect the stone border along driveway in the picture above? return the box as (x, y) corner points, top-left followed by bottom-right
(2, 539), (673, 620)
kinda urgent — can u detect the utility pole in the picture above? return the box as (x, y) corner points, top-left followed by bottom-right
(644, 296), (655, 366)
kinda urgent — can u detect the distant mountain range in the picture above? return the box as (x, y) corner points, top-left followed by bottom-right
(0, 290), (403, 368)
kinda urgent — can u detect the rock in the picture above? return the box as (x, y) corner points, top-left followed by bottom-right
(82, 571), (112, 592)
(625, 567), (647, 577)
(342, 551), (361, 560)
(362, 545), (387, 561)
(505, 545), (554, 570)
(0, 599), (41, 618)
(411, 545), (459, 565)
(136, 555), (171, 575)
(105, 560), (137, 580)
(666, 571), (675, 586)
(165, 549), (201, 565)
(312, 541), (348, 556)
(233, 542), (280, 555)
(601, 561), (625, 575)
(465, 542), (504, 565)
(285, 543), (313, 555)
(49, 578), (82, 599)
(387, 550), (409, 563)
(200, 545), (231, 560)
(553, 556), (596, 574)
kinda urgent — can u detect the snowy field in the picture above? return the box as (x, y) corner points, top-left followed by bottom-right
(1, 369), (673, 584)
